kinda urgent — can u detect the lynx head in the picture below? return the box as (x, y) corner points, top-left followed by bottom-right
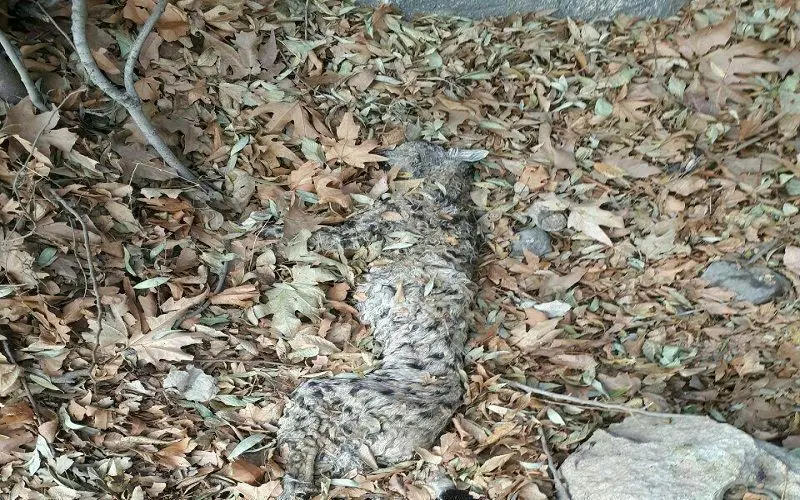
(382, 141), (487, 201)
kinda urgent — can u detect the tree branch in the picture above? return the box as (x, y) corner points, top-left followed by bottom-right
(0, 29), (48, 111)
(123, 0), (167, 100)
(71, 0), (215, 194)
(501, 379), (683, 419)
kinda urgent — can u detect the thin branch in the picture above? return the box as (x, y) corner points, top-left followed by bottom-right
(1, 337), (42, 423)
(71, 0), (211, 192)
(42, 186), (104, 373)
(0, 29), (48, 111)
(538, 426), (571, 500)
(35, 1), (77, 52)
(70, 0), (132, 106)
(124, 0), (167, 100)
(501, 379), (683, 419)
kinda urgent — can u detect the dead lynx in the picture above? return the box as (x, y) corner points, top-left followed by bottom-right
(276, 141), (485, 499)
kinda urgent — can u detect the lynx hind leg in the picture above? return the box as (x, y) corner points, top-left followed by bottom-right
(277, 378), (363, 498)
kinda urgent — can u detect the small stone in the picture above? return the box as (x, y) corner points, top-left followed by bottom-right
(701, 260), (790, 305)
(511, 227), (552, 257)
(528, 203), (568, 232)
(163, 366), (218, 402)
(786, 178), (800, 196)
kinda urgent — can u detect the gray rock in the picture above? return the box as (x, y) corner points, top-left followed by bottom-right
(511, 227), (552, 257)
(559, 415), (800, 500)
(360, 0), (687, 20)
(701, 260), (790, 305)
(163, 366), (218, 402)
(528, 202), (568, 232)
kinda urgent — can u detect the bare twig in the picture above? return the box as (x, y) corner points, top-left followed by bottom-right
(35, 1), (77, 52)
(173, 256), (233, 329)
(71, 0), (209, 190)
(501, 379), (683, 419)
(123, 0), (167, 100)
(42, 186), (104, 373)
(1, 337), (43, 423)
(0, 29), (48, 111)
(538, 426), (571, 500)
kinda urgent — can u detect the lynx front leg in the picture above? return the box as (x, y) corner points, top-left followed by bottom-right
(277, 435), (318, 500)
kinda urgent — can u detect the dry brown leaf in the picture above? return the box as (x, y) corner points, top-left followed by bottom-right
(678, 15), (735, 58)
(250, 101), (320, 139)
(667, 176), (707, 196)
(123, 0), (188, 42)
(1, 99), (76, 156)
(322, 112), (387, 168)
(156, 438), (193, 468)
(567, 204), (624, 246)
(210, 284), (259, 307)
(731, 350), (765, 377)
(702, 40), (782, 83)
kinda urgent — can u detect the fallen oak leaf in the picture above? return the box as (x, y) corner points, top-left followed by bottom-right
(128, 294), (207, 364)
(122, 0), (188, 42)
(677, 14), (735, 59)
(322, 113), (386, 168)
(210, 284), (259, 307)
(567, 204), (624, 246)
(325, 141), (386, 169)
(248, 101), (320, 139)
(1, 98), (77, 156)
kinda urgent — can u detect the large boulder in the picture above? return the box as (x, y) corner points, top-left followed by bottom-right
(559, 415), (800, 500)
(701, 260), (790, 305)
(363, 0), (688, 20)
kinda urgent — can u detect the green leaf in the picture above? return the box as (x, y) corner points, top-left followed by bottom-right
(668, 76), (686, 98)
(228, 434), (266, 460)
(459, 70), (494, 80)
(301, 137), (326, 164)
(37, 247), (58, 267)
(594, 97), (613, 117)
(282, 38), (326, 65)
(605, 67), (637, 88)
(149, 242), (166, 260)
(123, 246), (136, 276)
(133, 276), (170, 290)
(231, 135), (250, 155)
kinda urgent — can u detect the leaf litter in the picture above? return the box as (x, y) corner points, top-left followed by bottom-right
(2, 0), (800, 498)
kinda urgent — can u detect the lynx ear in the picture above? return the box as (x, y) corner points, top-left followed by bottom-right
(446, 148), (489, 162)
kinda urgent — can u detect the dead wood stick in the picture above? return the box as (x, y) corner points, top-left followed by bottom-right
(42, 186), (104, 373)
(501, 379), (683, 419)
(123, 0), (166, 99)
(0, 28), (48, 111)
(538, 426), (571, 500)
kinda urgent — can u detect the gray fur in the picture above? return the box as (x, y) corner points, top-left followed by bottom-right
(276, 141), (482, 498)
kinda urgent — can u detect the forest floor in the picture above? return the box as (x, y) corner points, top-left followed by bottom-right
(1, 0), (800, 498)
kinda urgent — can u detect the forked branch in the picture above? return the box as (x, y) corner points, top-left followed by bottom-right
(71, 0), (210, 193)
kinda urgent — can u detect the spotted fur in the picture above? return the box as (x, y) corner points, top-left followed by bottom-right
(276, 141), (483, 498)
